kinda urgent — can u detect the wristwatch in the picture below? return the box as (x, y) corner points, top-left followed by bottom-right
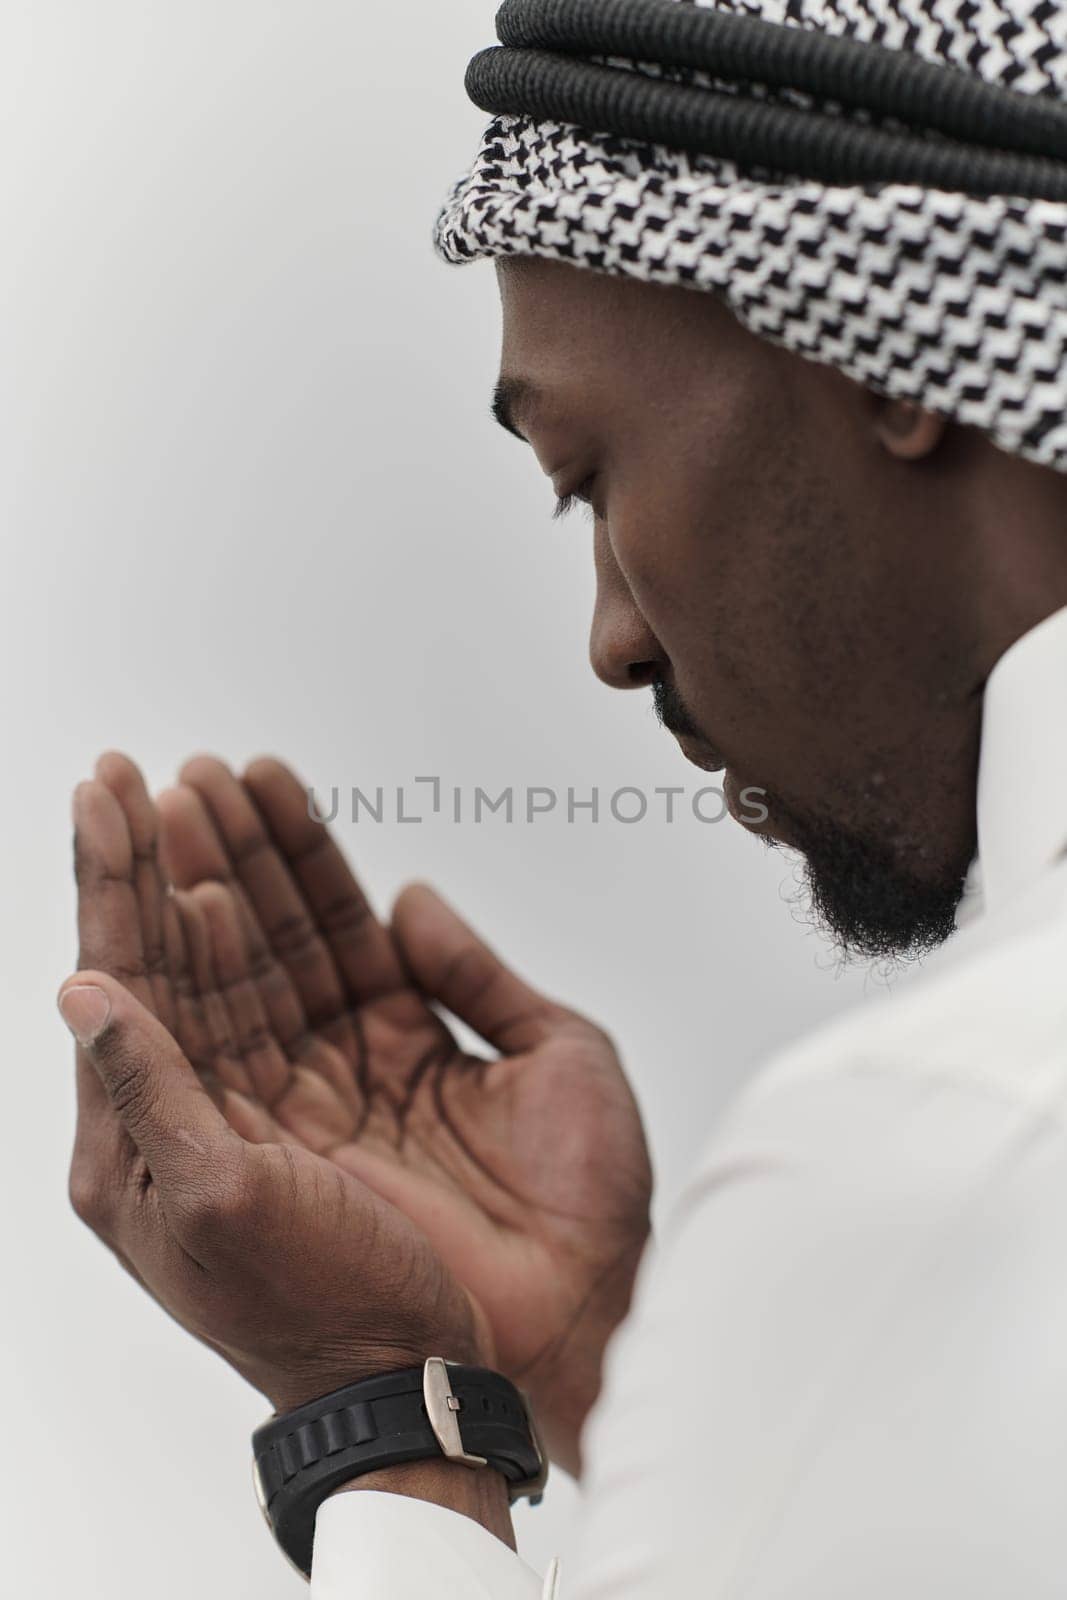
(251, 1357), (548, 1578)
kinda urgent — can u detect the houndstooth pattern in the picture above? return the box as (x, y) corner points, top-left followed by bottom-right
(434, 0), (1067, 472)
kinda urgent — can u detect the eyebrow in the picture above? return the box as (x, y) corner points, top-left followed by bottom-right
(490, 376), (537, 442)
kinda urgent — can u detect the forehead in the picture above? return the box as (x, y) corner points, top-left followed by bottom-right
(496, 255), (684, 346)
(497, 258), (696, 396)
(493, 256), (779, 430)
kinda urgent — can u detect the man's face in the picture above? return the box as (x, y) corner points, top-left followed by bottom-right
(495, 256), (984, 960)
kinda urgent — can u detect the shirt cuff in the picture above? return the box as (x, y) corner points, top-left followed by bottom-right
(311, 1490), (552, 1599)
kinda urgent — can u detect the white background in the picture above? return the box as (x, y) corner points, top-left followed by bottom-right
(4, 4), (882, 1593)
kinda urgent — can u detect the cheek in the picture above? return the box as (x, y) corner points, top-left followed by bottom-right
(606, 405), (784, 656)
(608, 456), (858, 740)
(608, 482), (779, 693)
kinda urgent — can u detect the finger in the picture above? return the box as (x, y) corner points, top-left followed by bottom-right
(192, 881), (293, 1107)
(74, 780), (157, 1007)
(68, 770), (189, 1245)
(161, 887), (203, 1060)
(167, 886), (292, 1143)
(69, 778), (146, 1212)
(70, 1033), (142, 1238)
(165, 761), (347, 1016)
(93, 752), (171, 1028)
(158, 782), (308, 1050)
(243, 757), (407, 1005)
(157, 777), (231, 885)
(197, 880), (365, 1140)
(218, 1085), (284, 1145)
(391, 883), (563, 1054)
(57, 972), (241, 1194)
(177, 758), (346, 1029)
(171, 888), (244, 1097)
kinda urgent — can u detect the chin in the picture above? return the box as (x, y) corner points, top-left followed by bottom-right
(751, 787), (971, 962)
(724, 771), (795, 846)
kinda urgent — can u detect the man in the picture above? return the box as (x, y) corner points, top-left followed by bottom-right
(60, 0), (1067, 1593)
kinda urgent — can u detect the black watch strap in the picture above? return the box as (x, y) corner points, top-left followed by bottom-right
(252, 1358), (547, 1578)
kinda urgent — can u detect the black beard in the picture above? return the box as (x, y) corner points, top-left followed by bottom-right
(766, 795), (970, 963)
(652, 679), (969, 961)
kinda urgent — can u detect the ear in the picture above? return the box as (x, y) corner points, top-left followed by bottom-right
(874, 398), (947, 461)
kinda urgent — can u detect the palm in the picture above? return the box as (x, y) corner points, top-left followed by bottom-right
(142, 755), (652, 1467)
(334, 1000), (644, 1359)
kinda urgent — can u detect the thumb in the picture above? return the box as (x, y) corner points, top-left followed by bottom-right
(57, 971), (236, 1187)
(391, 883), (562, 1054)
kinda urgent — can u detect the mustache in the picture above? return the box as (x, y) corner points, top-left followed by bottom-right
(651, 679), (705, 741)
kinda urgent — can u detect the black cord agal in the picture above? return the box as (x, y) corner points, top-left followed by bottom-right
(464, 0), (1067, 198)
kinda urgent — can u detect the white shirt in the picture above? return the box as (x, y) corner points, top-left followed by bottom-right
(311, 605), (1067, 1598)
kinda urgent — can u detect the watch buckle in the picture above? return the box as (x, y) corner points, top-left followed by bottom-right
(423, 1357), (489, 1468)
(421, 1358), (548, 1506)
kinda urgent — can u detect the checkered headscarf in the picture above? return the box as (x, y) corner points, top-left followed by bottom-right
(433, 0), (1067, 473)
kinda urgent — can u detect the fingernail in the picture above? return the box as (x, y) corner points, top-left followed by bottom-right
(59, 984), (112, 1044)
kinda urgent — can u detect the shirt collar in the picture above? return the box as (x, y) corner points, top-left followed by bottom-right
(967, 602), (1067, 919)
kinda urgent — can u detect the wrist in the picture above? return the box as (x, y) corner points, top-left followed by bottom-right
(261, 1325), (494, 1416)
(330, 1457), (516, 1549)
(253, 1360), (539, 1573)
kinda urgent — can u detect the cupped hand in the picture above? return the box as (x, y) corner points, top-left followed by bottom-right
(65, 762), (491, 1416)
(70, 753), (654, 1471)
(158, 754), (654, 1472)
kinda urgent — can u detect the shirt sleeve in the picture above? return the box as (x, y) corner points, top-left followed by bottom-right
(311, 1491), (553, 1599)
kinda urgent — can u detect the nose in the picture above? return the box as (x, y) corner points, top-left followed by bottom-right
(588, 522), (665, 691)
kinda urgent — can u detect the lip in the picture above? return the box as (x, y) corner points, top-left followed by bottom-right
(674, 733), (727, 773)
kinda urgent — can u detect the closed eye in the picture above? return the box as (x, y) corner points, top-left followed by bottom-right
(553, 476), (598, 522)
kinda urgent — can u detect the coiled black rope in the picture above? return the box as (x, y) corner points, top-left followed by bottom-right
(464, 0), (1067, 198)
(495, 0), (1067, 160)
